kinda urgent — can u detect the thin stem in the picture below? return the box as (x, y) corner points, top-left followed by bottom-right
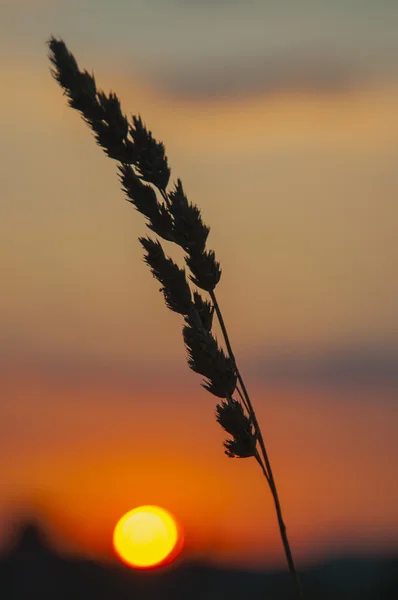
(236, 382), (252, 416)
(255, 451), (271, 486)
(209, 290), (303, 600)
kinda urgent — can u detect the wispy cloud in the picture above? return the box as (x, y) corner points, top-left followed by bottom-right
(151, 52), (398, 100)
(243, 343), (398, 389)
(3, 1), (398, 100)
(2, 340), (398, 393)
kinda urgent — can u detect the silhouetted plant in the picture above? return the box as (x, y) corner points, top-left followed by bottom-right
(47, 36), (303, 599)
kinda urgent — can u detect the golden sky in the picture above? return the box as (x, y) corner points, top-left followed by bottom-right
(1, 0), (398, 569)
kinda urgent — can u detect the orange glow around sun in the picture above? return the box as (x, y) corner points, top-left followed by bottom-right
(113, 506), (182, 569)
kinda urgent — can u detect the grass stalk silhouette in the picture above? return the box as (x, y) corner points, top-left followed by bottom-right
(47, 36), (304, 599)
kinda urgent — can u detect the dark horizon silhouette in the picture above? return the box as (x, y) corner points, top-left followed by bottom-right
(1, 519), (397, 599)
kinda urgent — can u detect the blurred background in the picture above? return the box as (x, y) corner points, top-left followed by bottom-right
(1, 0), (398, 597)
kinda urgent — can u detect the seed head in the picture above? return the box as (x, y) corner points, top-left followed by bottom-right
(183, 310), (237, 398)
(216, 399), (257, 458)
(130, 116), (170, 191)
(185, 248), (222, 292)
(139, 237), (192, 316)
(167, 179), (210, 253)
(119, 164), (174, 241)
(192, 291), (214, 331)
(47, 36), (135, 163)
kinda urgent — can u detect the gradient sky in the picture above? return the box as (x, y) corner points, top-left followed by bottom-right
(1, 0), (398, 570)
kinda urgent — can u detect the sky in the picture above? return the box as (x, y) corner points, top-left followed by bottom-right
(1, 0), (398, 571)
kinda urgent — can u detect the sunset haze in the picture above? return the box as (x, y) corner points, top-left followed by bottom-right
(1, 0), (398, 571)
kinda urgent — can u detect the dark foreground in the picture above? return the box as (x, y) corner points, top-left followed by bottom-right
(1, 523), (397, 599)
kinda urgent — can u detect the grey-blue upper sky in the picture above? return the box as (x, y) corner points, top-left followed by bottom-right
(5, 0), (398, 98)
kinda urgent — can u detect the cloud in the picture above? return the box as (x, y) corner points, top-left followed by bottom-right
(243, 343), (398, 389)
(4, 0), (398, 101)
(3, 341), (398, 393)
(151, 53), (372, 100)
(123, 1), (398, 100)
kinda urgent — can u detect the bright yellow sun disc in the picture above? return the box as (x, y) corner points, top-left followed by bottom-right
(113, 506), (179, 569)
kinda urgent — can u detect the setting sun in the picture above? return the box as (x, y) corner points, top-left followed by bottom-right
(113, 506), (182, 569)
